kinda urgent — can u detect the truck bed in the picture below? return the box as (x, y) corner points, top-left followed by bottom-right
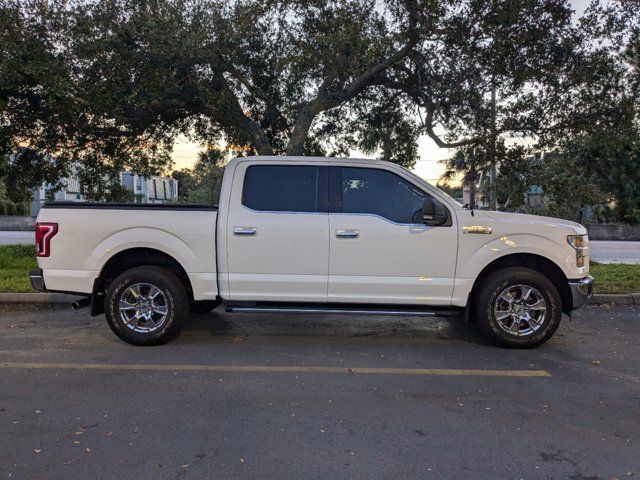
(36, 202), (219, 300)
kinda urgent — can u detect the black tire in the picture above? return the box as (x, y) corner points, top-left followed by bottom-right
(104, 266), (189, 346)
(190, 299), (221, 314)
(473, 267), (563, 348)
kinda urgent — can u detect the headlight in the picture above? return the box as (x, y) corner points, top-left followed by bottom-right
(567, 234), (588, 267)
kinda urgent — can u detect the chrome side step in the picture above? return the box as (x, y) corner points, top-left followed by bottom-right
(225, 305), (459, 317)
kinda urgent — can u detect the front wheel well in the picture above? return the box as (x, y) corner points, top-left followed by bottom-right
(469, 253), (573, 314)
(92, 248), (193, 315)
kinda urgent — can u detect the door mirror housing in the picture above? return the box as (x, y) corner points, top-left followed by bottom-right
(420, 198), (447, 226)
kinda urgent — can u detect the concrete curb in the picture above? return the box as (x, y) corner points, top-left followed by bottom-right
(1, 292), (638, 306)
(589, 293), (640, 305)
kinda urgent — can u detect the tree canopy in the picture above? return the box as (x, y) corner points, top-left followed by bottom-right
(0, 0), (637, 204)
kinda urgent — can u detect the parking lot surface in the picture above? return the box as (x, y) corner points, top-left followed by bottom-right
(0, 304), (638, 479)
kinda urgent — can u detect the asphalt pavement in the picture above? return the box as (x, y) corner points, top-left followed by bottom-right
(0, 304), (638, 479)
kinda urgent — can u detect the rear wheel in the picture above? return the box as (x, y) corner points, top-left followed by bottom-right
(104, 266), (188, 346)
(473, 267), (562, 348)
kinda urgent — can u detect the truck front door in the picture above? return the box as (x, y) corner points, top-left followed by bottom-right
(328, 166), (458, 305)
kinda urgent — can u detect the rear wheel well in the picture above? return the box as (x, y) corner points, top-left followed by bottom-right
(469, 254), (572, 314)
(95, 248), (193, 308)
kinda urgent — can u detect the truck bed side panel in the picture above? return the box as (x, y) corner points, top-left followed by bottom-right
(36, 205), (218, 300)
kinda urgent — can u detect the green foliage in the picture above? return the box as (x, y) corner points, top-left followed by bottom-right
(437, 184), (462, 200)
(590, 262), (640, 294)
(171, 169), (196, 203)
(561, 107), (640, 224)
(354, 92), (419, 169)
(0, 244), (37, 293)
(533, 150), (604, 223)
(2, 0), (626, 183)
(0, 199), (15, 215)
(490, 146), (538, 212)
(173, 148), (226, 205)
(440, 145), (488, 208)
(528, 43), (640, 224)
(0, 0), (173, 199)
(0, 177), (28, 215)
(3, 149), (64, 203)
(441, 6), (640, 224)
(0, 244), (35, 269)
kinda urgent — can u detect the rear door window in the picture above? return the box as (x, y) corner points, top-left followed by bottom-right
(242, 165), (327, 213)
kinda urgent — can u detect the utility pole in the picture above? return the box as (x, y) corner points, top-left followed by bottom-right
(489, 81), (497, 210)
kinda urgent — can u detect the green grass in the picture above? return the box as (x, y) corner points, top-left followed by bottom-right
(0, 244), (37, 293)
(589, 262), (640, 294)
(0, 244), (638, 294)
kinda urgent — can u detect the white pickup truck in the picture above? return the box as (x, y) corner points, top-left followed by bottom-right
(31, 156), (593, 347)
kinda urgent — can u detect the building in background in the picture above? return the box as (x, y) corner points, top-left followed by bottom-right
(31, 176), (83, 216)
(525, 185), (545, 208)
(31, 172), (178, 215)
(119, 172), (179, 204)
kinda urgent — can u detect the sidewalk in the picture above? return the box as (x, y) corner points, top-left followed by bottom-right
(589, 240), (640, 264)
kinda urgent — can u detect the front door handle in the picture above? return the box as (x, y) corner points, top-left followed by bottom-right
(336, 229), (359, 239)
(233, 227), (257, 236)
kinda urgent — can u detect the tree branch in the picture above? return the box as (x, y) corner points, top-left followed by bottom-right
(286, 43), (416, 155)
(213, 72), (274, 155)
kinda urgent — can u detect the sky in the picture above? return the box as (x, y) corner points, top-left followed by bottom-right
(170, 0), (592, 184)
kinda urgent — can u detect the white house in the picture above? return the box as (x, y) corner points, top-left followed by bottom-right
(119, 172), (179, 204)
(31, 171), (179, 215)
(31, 176), (84, 216)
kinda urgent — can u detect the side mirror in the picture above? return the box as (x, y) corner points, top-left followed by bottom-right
(421, 198), (447, 226)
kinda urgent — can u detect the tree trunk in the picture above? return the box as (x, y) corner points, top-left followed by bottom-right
(251, 129), (275, 156)
(286, 104), (317, 156)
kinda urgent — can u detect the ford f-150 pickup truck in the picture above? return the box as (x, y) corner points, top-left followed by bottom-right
(30, 156), (593, 347)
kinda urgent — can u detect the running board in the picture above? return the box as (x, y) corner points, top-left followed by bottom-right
(225, 305), (460, 317)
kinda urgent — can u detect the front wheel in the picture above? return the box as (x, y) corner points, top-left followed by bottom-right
(104, 266), (189, 346)
(473, 267), (563, 348)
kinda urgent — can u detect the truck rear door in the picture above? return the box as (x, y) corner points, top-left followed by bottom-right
(224, 161), (329, 302)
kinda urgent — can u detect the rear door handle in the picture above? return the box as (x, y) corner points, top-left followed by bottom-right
(233, 227), (257, 236)
(336, 229), (359, 239)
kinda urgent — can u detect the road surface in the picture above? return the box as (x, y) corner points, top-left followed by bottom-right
(0, 230), (32, 245)
(0, 304), (638, 479)
(589, 240), (640, 264)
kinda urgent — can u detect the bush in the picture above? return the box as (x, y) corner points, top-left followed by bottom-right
(0, 200), (16, 215)
(0, 200), (31, 216)
(15, 202), (30, 216)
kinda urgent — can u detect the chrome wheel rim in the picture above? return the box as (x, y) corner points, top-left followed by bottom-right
(118, 283), (168, 333)
(493, 284), (547, 337)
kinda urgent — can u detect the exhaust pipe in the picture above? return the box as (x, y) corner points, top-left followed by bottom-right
(71, 297), (91, 310)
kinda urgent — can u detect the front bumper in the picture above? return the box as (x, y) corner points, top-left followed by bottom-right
(568, 275), (594, 309)
(29, 268), (46, 292)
